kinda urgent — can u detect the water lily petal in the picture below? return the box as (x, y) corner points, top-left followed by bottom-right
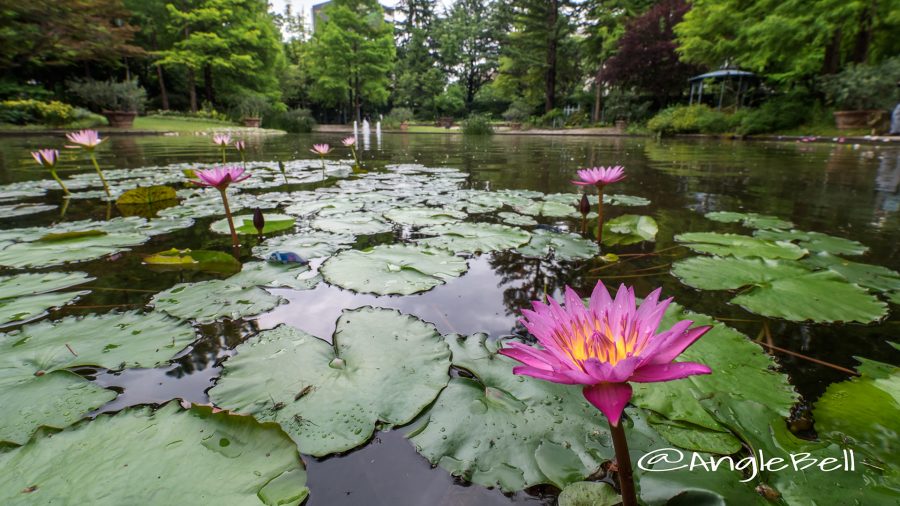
(583, 382), (633, 426)
(629, 362), (712, 382)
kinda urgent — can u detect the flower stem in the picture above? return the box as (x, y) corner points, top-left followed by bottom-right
(609, 420), (637, 506)
(596, 186), (605, 246)
(49, 169), (70, 196)
(219, 189), (241, 257)
(320, 157), (326, 178)
(90, 154), (111, 198)
(221, 147), (226, 164)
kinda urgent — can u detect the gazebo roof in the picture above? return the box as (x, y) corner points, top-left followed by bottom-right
(689, 70), (756, 82)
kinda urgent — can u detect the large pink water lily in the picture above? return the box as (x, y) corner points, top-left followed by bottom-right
(572, 166), (625, 187)
(65, 130), (103, 150)
(213, 133), (232, 146)
(499, 282), (712, 426)
(31, 149), (59, 167)
(191, 166), (250, 191)
(310, 143), (332, 156)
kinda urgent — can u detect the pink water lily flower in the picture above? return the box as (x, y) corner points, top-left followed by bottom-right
(499, 282), (712, 426)
(31, 149), (59, 167)
(213, 134), (232, 146)
(341, 136), (356, 147)
(234, 140), (246, 151)
(572, 166), (626, 187)
(192, 166), (250, 191)
(65, 130), (103, 151)
(310, 144), (332, 156)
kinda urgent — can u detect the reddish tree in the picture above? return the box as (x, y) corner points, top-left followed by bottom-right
(602, 0), (700, 103)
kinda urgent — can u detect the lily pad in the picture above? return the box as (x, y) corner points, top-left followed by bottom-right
(284, 199), (364, 217)
(151, 280), (284, 324)
(0, 403), (309, 505)
(0, 230), (149, 268)
(498, 212), (538, 227)
(0, 291), (89, 328)
(383, 207), (467, 227)
(558, 482), (620, 506)
(0, 203), (56, 219)
(320, 244), (467, 295)
(210, 307), (451, 457)
(227, 261), (321, 291)
(210, 213), (295, 235)
(671, 256), (811, 291)
(675, 232), (807, 259)
(514, 200), (574, 218)
(115, 185), (177, 205)
(754, 229), (868, 256)
(601, 215), (659, 246)
(252, 231), (356, 260)
(605, 194), (651, 207)
(312, 213), (393, 235)
(803, 252), (900, 294)
(705, 211), (793, 230)
(143, 248), (242, 274)
(517, 229), (599, 261)
(0, 272), (94, 299)
(417, 223), (531, 254)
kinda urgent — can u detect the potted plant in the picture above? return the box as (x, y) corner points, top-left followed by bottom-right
(238, 95), (269, 128)
(820, 58), (900, 130)
(67, 79), (147, 128)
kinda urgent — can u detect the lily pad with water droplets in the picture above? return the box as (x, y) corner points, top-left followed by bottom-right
(0, 231), (149, 268)
(383, 207), (467, 227)
(151, 280), (284, 324)
(0, 403), (309, 505)
(252, 231), (356, 260)
(0, 272), (95, 326)
(558, 482), (620, 506)
(675, 232), (807, 259)
(312, 213), (393, 235)
(320, 244), (467, 295)
(498, 212), (538, 227)
(417, 222), (531, 254)
(227, 261), (321, 291)
(517, 229), (599, 261)
(210, 307), (451, 457)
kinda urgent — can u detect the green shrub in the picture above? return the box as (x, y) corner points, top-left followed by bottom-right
(67, 78), (147, 113)
(601, 88), (654, 123)
(384, 107), (414, 128)
(461, 114), (494, 135)
(264, 108), (316, 133)
(565, 111), (590, 127)
(0, 80), (53, 101)
(536, 108), (566, 128)
(502, 99), (534, 123)
(819, 56), (900, 110)
(0, 99), (76, 126)
(736, 95), (812, 135)
(647, 105), (738, 135)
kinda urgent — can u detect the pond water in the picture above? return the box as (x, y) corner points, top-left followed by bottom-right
(0, 132), (898, 504)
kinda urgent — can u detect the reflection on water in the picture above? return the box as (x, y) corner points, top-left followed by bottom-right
(2, 132), (899, 505)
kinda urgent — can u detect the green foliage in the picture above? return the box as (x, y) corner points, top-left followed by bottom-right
(819, 56), (900, 110)
(0, 80), (53, 101)
(264, 108), (316, 133)
(601, 88), (654, 123)
(67, 78), (147, 113)
(0, 100), (75, 126)
(502, 99), (534, 123)
(736, 95), (814, 135)
(384, 107), (414, 128)
(535, 108), (567, 128)
(461, 114), (495, 135)
(434, 84), (467, 118)
(647, 105), (743, 135)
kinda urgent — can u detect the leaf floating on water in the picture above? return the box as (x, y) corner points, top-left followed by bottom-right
(209, 213), (295, 235)
(517, 229), (599, 261)
(601, 215), (658, 246)
(705, 211), (794, 230)
(115, 185), (178, 205)
(143, 248), (242, 274)
(675, 232), (807, 259)
(38, 230), (107, 242)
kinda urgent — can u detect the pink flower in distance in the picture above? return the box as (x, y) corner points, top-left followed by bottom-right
(191, 166), (250, 191)
(31, 149), (59, 167)
(213, 134), (232, 147)
(499, 282), (712, 426)
(65, 130), (103, 150)
(234, 140), (246, 152)
(572, 166), (625, 187)
(342, 136), (356, 147)
(310, 144), (332, 156)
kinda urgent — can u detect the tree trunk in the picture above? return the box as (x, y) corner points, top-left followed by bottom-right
(187, 68), (198, 113)
(544, 0), (559, 113)
(593, 69), (602, 123)
(152, 32), (170, 110)
(851, 4), (873, 64)
(354, 72), (361, 124)
(823, 29), (842, 74)
(204, 64), (214, 105)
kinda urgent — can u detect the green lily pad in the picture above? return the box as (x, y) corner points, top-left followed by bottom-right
(285, 199), (364, 217)
(115, 185), (177, 205)
(498, 212), (538, 227)
(675, 232), (807, 259)
(0, 291), (89, 327)
(0, 403), (309, 505)
(417, 223), (531, 254)
(814, 351), (899, 476)
(227, 261), (321, 291)
(601, 214), (659, 246)
(151, 280), (284, 324)
(558, 482), (621, 506)
(210, 307), (451, 457)
(754, 229), (868, 256)
(320, 244), (467, 295)
(517, 229), (599, 261)
(605, 194), (651, 207)
(0, 203), (56, 219)
(252, 231), (356, 260)
(210, 213), (295, 235)
(383, 207), (467, 227)
(408, 333), (612, 491)
(0, 272), (94, 299)
(514, 200), (575, 218)
(672, 257), (886, 323)
(705, 211), (793, 230)
(0, 231), (149, 268)
(803, 252), (900, 294)
(312, 213), (393, 235)
(143, 248), (242, 274)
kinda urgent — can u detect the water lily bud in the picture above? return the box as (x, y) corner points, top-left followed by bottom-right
(252, 207), (265, 235)
(578, 193), (591, 215)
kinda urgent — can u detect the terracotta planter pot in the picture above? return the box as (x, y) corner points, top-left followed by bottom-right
(833, 110), (881, 130)
(399, 121), (409, 131)
(102, 110), (137, 128)
(615, 120), (628, 132)
(242, 117), (261, 128)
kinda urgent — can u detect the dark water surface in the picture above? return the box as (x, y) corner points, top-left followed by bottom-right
(1, 132), (898, 505)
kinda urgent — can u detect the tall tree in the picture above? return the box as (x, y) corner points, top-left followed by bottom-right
(494, 0), (579, 113)
(437, 0), (505, 109)
(603, 0), (699, 104)
(393, 0), (444, 116)
(308, 0), (395, 122)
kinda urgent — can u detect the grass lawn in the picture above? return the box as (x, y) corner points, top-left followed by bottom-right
(132, 115), (244, 132)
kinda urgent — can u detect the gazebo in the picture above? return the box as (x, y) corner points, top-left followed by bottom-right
(688, 69), (757, 110)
